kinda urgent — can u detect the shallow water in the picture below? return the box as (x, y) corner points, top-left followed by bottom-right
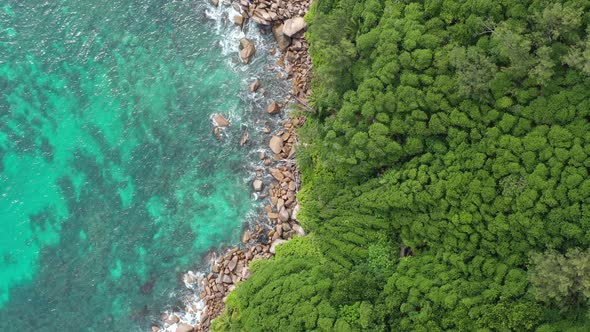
(0, 0), (287, 330)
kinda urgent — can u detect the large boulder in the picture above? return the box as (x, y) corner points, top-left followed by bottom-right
(239, 38), (256, 64)
(269, 136), (283, 154)
(176, 323), (194, 332)
(251, 9), (270, 25)
(233, 15), (245, 28)
(283, 17), (306, 37)
(272, 24), (291, 51)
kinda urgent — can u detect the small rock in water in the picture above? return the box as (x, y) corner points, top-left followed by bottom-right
(252, 179), (263, 192)
(266, 101), (281, 115)
(212, 114), (230, 127)
(240, 131), (250, 146)
(210, 0), (219, 6)
(151, 326), (161, 332)
(239, 38), (256, 64)
(213, 127), (222, 139)
(165, 314), (180, 325)
(249, 79), (261, 92)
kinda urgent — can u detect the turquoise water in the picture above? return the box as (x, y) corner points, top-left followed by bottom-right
(0, 1), (282, 330)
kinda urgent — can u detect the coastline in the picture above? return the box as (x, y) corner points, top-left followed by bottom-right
(157, 0), (312, 331)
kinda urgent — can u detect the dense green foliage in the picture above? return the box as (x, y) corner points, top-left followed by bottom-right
(213, 0), (590, 330)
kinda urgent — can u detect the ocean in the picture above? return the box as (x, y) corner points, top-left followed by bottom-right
(0, 0), (287, 330)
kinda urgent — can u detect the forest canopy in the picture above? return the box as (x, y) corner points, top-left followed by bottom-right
(213, 0), (590, 330)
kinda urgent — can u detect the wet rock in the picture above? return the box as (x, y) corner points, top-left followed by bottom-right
(266, 101), (281, 115)
(151, 326), (161, 332)
(213, 126), (222, 139)
(249, 79), (261, 92)
(212, 114), (230, 127)
(240, 131), (250, 146)
(283, 17), (306, 37)
(269, 136), (283, 154)
(242, 230), (251, 243)
(272, 24), (291, 51)
(165, 315), (180, 325)
(252, 179), (263, 191)
(210, 0), (219, 6)
(239, 38), (256, 64)
(233, 15), (245, 28)
(176, 323), (194, 332)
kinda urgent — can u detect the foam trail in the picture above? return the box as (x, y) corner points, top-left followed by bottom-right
(160, 1), (290, 329)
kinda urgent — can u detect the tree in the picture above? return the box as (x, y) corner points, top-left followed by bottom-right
(528, 248), (590, 308)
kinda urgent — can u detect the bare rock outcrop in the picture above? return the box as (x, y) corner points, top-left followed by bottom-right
(239, 38), (256, 64)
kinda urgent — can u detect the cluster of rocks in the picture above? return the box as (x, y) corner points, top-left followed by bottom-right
(158, 115), (305, 332)
(217, 0), (312, 102)
(194, 116), (304, 332)
(157, 0), (313, 329)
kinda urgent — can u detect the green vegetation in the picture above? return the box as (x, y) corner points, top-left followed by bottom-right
(213, 0), (590, 330)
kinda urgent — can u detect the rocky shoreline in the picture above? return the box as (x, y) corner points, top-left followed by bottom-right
(157, 0), (311, 330)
